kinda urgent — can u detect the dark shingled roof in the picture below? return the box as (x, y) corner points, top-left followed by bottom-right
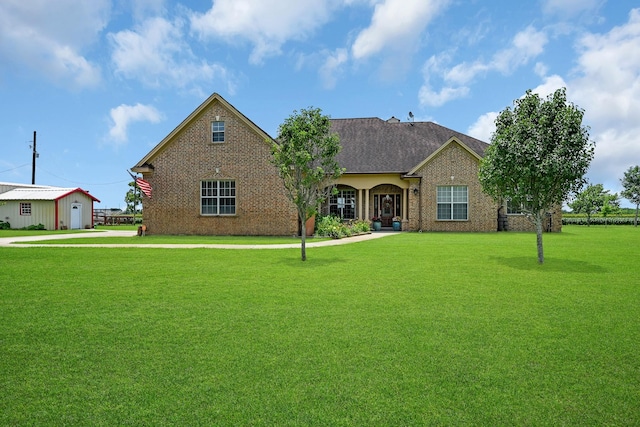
(330, 118), (489, 174)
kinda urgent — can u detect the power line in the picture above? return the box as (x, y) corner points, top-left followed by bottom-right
(36, 166), (131, 186)
(0, 163), (31, 174)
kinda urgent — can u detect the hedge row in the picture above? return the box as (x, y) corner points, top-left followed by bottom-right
(562, 216), (638, 226)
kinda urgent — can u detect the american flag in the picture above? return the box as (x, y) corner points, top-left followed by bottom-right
(135, 177), (153, 198)
(128, 171), (153, 198)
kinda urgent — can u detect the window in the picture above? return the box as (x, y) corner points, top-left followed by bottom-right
(507, 199), (524, 215)
(329, 189), (356, 219)
(201, 180), (236, 215)
(20, 202), (31, 216)
(437, 186), (468, 220)
(212, 121), (225, 143)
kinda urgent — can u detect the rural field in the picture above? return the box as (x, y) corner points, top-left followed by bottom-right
(1, 226), (638, 425)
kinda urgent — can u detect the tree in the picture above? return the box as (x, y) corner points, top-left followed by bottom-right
(125, 181), (142, 217)
(568, 183), (619, 226)
(600, 196), (620, 227)
(271, 107), (344, 261)
(479, 88), (594, 263)
(621, 165), (640, 227)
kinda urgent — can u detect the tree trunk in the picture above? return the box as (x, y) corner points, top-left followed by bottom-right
(535, 214), (544, 264)
(300, 212), (307, 261)
(635, 204), (639, 227)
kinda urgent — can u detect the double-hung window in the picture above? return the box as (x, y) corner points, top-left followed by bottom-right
(201, 180), (236, 215)
(437, 186), (468, 220)
(212, 121), (225, 143)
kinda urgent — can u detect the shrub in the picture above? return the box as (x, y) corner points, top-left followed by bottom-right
(21, 224), (45, 230)
(316, 215), (370, 238)
(562, 216), (637, 226)
(0, 220), (10, 230)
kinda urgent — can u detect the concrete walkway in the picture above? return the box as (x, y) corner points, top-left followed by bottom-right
(0, 229), (399, 249)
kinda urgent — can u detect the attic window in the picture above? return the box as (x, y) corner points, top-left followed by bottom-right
(212, 121), (225, 143)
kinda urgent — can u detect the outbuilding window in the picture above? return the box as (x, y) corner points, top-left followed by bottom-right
(437, 186), (468, 220)
(201, 180), (235, 215)
(20, 202), (31, 216)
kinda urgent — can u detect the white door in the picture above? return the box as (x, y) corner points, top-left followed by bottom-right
(71, 203), (82, 229)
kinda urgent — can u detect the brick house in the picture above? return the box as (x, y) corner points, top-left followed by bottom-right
(132, 93), (561, 235)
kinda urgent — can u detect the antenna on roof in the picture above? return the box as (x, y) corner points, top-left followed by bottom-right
(408, 111), (414, 126)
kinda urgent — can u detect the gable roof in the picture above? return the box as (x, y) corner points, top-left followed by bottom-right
(132, 93), (274, 171)
(330, 118), (489, 174)
(0, 187), (100, 202)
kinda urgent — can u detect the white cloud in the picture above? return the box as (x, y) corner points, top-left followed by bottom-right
(190, 0), (338, 65)
(419, 85), (469, 107)
(467, 112), (498, 142)
(419, 52), (470, 106)
(419, 26), (547, 107)
(467, 9), (640, 203)
(319, 48), (349, 89)
(108, 103), (163, 144)
(0, 0), (108, 87)
(542, 0), (601, 17)
(351, 0), (450, 60)
(530, 74), (567, 98)
(109, 17), (236, 95)
(568, 8), (640, 197)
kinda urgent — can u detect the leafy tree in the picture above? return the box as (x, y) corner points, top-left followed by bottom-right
(568, 183), (619, 226)
(271, 107), (344, 261)
(621, 165), (640, 227)
(125, 181), (142, 217)
(600, 196), (620, 227)
(479, 88), (594, 263)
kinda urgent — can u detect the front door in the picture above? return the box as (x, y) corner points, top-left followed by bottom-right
(71, 203), (82, 229)
(380, 194), (400, 227)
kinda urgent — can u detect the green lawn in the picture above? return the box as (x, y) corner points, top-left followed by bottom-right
(1, 227), (638, 425)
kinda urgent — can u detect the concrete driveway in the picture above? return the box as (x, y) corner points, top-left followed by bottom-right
(0, 230), (398, 249)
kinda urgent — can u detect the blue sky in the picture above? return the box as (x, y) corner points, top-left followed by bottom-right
(1, 0), (639, 209)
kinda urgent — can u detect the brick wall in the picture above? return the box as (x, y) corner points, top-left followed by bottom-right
(414, 142), (497, 232)
(141, 101), (297, 235)
(505, 207), (563, 232)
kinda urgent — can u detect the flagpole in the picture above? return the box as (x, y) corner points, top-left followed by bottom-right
(127, 170), (138, 227)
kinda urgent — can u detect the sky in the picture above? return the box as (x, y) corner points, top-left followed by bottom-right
(1, 0), (639, 209)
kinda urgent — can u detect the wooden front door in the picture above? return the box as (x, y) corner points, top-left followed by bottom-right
(380, 194), (400, 227)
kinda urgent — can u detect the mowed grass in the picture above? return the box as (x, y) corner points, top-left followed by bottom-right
(0, 227), (638, 425)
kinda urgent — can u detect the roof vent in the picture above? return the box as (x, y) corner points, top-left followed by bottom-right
(387, 116), (400, 123)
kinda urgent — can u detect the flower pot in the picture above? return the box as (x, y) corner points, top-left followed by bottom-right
(392, 221), (401, 231)
(372, 221), (382, 231)
(305, 215), (315, 236)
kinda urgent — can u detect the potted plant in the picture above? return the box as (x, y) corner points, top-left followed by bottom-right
(371, 216), (382, 231)
(392, 216), (402, 231)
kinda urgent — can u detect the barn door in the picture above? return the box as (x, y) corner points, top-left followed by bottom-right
(71, 203), (82, 229)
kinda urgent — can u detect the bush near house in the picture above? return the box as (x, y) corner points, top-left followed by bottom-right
(315, 215), (370, 238)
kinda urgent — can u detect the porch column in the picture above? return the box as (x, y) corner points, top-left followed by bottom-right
(403, 188), (408, 220)
(364, 189), (370, 220)
(357, 188), (363, 220)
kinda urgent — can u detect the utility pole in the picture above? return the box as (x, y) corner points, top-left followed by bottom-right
(31, 131), (37, 185)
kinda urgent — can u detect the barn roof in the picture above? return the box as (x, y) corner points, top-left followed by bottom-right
(0, 187), (100, 202)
